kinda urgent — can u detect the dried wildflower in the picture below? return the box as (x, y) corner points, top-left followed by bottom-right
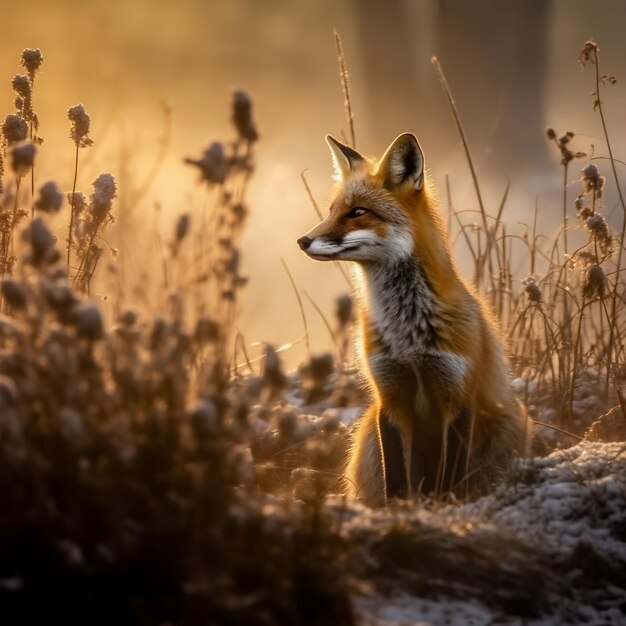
(585, 214), (612, 253)
(523, 276), (543, 304)
(546, 127), (586, 166)
(185, 142), (229, 184)
(194, 317), (219, 344)
(231, 202), (247, 225)
(11, 75), (30, 100)
(72, 303), (104, 340)
(11, 74), (37, 130)
(577, 204), (593, 221)
(68, 103), (93, 148)
(1, 279), (28, 309)
(335, 294), (353, 329)
(90, 173), (117, 223)
(583, 264), (607, 300)
(232, 90), (258, 143)
(580, 163), (605, 197)
(20, 48), (44, 82)
(579, 39), (598, 68)
(67, 191), (87, 215)
(190, 400), (218, 438)
(35, 180), (64, 213)
(9, 140), (36, 176)
(23, 217), (56, 267)
(262, 344), (287, 395)
(2, 114), (28, 145)
(118, 309), (138, 329)
(175, 213), (190, 243)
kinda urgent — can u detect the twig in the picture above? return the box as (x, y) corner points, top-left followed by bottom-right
(431, 56), (494, 289)
(588, 45), (626, 398)
(334, 29), (356, 148)
(280, 258), (311, 358)
(303, 289), (339, 352)
(301, 170), (322, 221)
(531, 419), (583, 441)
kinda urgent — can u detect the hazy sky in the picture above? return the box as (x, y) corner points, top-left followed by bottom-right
(2, 0), (625, 367)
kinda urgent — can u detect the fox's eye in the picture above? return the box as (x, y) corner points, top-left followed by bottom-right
(347, 207), (368, 218)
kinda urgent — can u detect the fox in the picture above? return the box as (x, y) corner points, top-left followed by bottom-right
(297, 133), (530, 507)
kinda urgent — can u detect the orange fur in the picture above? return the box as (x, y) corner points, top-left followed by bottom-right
(298, 134), (530, 506)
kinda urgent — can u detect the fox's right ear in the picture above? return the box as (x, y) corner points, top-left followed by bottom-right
(326, 135), (364, 182)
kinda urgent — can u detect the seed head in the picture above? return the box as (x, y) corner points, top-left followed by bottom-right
(2, 114), (28, 145)
(579, 39), (598, 68)
(1, 279), (28, 310)
(335, 294), (353, 329)
(175, 213), (190, 243)
(581, 163), (605, 197)
(545, 127), (557, 140)
(523, 276), (543, 304)
(585, 214), (612, 253)
(11, 75), (31, 100)
(35, 181), (64, 213)
(23, 217), (56, 267)
(90, 173), (117, 222)
(184, 141), (229, 184)
(583, 264), (607, 300)
(72, 303), (104, 340)
(68, 103), (93, 148)
(67, 191), (87, 215)
(9, 140), (36, 176)
(232, 90), (258, 143)
(20, 48), (44, 82)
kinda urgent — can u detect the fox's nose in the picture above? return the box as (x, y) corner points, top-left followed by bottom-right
(297, 236), (312, 251)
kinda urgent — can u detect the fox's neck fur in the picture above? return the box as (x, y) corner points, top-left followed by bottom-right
(356, 258), (438, 360)
(355, 187), (461, 361)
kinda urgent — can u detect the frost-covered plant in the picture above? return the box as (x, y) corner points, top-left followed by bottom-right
(72, 172), (117, 292)
(0, 214), (356, 625)
(67, 103), (94, 271)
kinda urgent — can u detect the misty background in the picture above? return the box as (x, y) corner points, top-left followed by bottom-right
(1, 0), (625, 367)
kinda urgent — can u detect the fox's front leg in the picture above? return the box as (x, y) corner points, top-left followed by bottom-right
(344, 406), (386, 506)
(367, 354), (419, 500)
(345, 403), (409, 506)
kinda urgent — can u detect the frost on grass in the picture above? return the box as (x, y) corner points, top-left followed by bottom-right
(346, 441), (626, 626)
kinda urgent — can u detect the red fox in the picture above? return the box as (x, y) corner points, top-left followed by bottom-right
(297, 133), (530, 506)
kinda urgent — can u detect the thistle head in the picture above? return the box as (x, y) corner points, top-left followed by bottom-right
(9, 140), (37, 176)
(185, 141), (229, 185)
(582, 264), (607, 300)
(581, 163), (605, 197)
(68, 104), (93, 148)
(232, 90), (258, 143)
(2, 114), (28, 145)
(20, 48), (44, 82)
(35, 181), (64, 214)
(90, 173), (117, 223)
(523, 276), (543, 304)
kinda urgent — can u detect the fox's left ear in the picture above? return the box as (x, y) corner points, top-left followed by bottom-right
(326, 135), (364, 182)
(377, 133), (425, 191)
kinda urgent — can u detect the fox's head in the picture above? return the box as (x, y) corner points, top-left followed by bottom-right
(297, 133), (426, 264)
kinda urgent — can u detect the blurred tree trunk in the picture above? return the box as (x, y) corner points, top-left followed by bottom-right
(435, 0), (551, 174)
(349, 0), (424, 144)
(350, 0), (551, 176)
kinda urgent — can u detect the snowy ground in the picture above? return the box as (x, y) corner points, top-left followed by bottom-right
(334, 442), (626, 626)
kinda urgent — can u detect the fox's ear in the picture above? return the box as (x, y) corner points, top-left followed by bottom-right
(377, 133), (424, 191)
(326, 135), (364, 182)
